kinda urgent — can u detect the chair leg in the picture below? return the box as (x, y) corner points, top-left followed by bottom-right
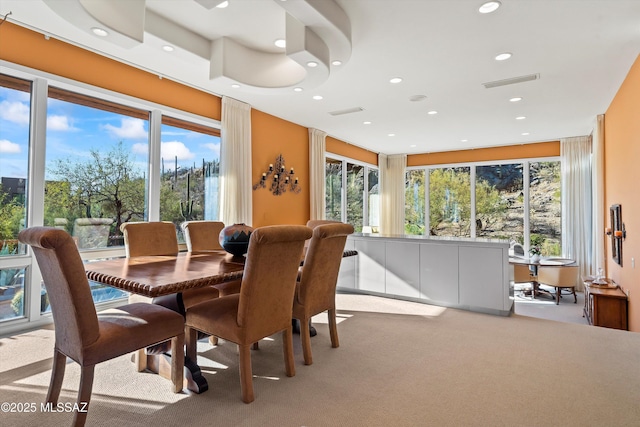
(282, 327), (295, 378)
(299, 316), (313, 365)
(170, 333), (185, 393)
(252, 342), (259, 350)
(185, 327), (198, 362)
(46, 349), (67, 404)
(573, 288), (577, 303)
(135, 349), (147, 372)
(72, 365), (95, 427)
(556, 287), (560, 305)
(328, 308), (340, 349)
(209, 336), (219, 346)
(238, 344), (254, 403)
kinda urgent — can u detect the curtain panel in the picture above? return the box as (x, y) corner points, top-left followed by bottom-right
(220, 96), (252, 225)
(309, 128), (327, 221)
(561, 135), (592, 291)
(379, 154), (406, 235)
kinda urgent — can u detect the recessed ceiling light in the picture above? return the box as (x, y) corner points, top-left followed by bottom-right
(410, 144), (417, 148)
(509, 97), (523, 102)
(427, 110), (438, 115)
(231, 84), (240, 89)
(461, 139), (468, 142)
(363, 121), (371, 125)
(307, 61), (318, 68)
(293, 87), (303, 92)
(479, 1), (501, 14)
(332, 60), (342, 66)
(521, 132), (530, 136)
(91, 27), (108, 37)
(495, 52), (512, 61)
(274, 39), (286, 48)
(216, 1), (229, 8)
(313, 95), (323, 100)
(388, 133), (395, 137)
(162, 45), (174, 52)
(516, 116), (526, 120)
(389, 77), (403, 84)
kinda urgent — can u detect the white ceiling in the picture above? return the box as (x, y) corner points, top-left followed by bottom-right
(3, 0), (639, 155)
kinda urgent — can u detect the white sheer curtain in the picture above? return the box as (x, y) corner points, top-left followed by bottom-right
(591, 115), (605, 275)
(561, 135), (592, 290)
(379, 153), (406, 235)
(309, 128), (327, 221)
(219, 96), (252, 225)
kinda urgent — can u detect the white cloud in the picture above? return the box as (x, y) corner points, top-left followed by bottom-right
(161, 141), (195, 160)
(132, 142), (148, 155)
(0, 100), (30, 125)
(47, 115), (77, 131)
(104, 117), (148, 139)
(0, 139), (21, 154)
(203, 142), (220, 156)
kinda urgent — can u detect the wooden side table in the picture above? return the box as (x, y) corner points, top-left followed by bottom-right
(583, 280), (628, 330)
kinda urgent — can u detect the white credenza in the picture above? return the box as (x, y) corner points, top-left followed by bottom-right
(337, 234), (512, 316)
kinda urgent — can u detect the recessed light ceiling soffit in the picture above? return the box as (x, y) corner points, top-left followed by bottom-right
(43, 0), (352, 93)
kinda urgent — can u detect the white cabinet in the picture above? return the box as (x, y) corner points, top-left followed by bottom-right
(340, 235), (511, 315)
(386, 241), (420, 298)
(354, 239), (386, 293)
(419, 243), (458, 305)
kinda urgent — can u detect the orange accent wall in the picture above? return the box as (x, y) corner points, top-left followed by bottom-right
(407, 141), (560, 166)
(326, 136), (378, 165)
(251, 110), (310, 227)
(0, 22), (221, 120)
(604, 54), (640, 332)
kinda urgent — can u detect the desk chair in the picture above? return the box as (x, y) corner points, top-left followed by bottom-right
(18, 227), (184, 427)
(513, 264), (537, 299)
(185, 225), (312, 403)
(537, 265), (579, 304)
(293, 223), (354, 365)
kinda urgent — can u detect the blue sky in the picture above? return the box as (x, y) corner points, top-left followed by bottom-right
(0, 85), (220, 181)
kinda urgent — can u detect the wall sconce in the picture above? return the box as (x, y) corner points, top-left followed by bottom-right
(253, 154), (301, 196)
(609, 204), (624, 266)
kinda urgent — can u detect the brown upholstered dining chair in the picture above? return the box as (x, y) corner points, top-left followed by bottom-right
(18, 227), (185, 427)
(120, 221), (220, 350)
(181, 220), (241, 297)
(185, 225), (312, 403)
(293, 222), (354, 365)
(537, 265), (579, 305)
(306, 219), (342, 229)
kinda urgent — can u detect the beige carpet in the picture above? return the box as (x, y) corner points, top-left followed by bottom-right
(1, 294), (639, 427)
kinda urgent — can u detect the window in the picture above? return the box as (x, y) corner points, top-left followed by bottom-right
(159, 117), (221, 241)
(45, 88), (150, 249)
(325, 156), (378, 232)
(406, 159), (562, 254)
(0, 67), (222, 330)
(429, 167), (471, 237)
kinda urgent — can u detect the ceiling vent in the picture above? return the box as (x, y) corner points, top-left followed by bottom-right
(482, 73), (540, 89)
(329, 107), (364, 116)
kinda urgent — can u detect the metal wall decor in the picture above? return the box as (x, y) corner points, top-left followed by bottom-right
(253, 154), (301, 195)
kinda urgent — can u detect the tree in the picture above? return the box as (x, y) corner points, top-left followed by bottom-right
(0, 191), (25, 253)
(51, 141), (145, 238)
(429, 168), (471, 236)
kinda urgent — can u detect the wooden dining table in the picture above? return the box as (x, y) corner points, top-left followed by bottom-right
(509, 256), (576, 298)
(85, 248), (359, 393)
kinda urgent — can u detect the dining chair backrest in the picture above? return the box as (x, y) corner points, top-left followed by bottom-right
(512, 243), (525, 256)
(120, 221), (178, 257)
(513, 263), (535, 283)
(237, 225), (312, 336)
(297, 223), (354, 310)
(537, 265), (579, 288)
(181, 220), (225, 252)
(306, 219), (342, 230)
(18, 227), (100, 361)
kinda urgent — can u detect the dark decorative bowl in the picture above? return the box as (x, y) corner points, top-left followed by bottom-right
(219, 223), (254, 256)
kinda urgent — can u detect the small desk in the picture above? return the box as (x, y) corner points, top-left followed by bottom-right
(583, 279), (628, 330)
(509, 257), (576, 298)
